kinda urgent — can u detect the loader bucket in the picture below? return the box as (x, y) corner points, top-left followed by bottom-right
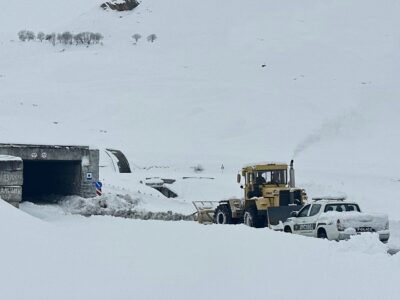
(267, 205), (302, 226)
(192, 201), (220, 224)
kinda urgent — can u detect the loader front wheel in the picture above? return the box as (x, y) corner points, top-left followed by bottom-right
(214, 205), (233, 224)
(243, 210), (254, 227)
(244, 208), (267, 228)
(244, 208), (258, 227)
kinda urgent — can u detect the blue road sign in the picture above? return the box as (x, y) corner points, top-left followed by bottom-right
(95, 181), (103, 189)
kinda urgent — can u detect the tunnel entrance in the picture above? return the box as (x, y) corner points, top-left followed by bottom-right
(0, 143), (99, 207)
(22, 160), (82, 202)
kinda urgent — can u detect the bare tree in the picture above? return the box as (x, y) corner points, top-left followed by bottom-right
(147, 34), (157, 43)
(61, 32), (73, 44)
(17, 30), (103, 46)
(132, 33), (142, 43)
(74, 33), (84, 45)
(26, 31), (35, 41)
(37, 32), (45, 42)
(56, 33), (63, 44)
(45, 33), (56, 46)
(82, 32), (92, 45)
(18, 30), (27, 41)
(93, 33), (104, 44)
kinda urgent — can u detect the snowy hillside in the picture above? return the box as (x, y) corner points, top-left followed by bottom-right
(1, 0), (400, 217)
(1, 0), (400, 299)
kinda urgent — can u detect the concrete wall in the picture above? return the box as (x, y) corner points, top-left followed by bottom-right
(0, 157), (23, 207)
(0, 144), (99, 205)
(80, 149), (100, 198)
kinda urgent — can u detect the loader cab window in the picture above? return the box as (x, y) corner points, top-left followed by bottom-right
(245, 172), (255, 185)
(256, 170), (287, 185)
(246, 173), (254, 184)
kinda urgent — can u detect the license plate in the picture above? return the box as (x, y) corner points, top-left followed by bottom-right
(356, 227), (374, 232)
(294, 223), (315, 231)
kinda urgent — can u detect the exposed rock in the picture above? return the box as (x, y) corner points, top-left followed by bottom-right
(101, 0), (140, 12)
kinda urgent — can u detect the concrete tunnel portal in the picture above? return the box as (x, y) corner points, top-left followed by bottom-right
(0, 144), (99, 207)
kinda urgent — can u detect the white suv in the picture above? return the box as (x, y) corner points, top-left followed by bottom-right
(283, 198), (390, 242)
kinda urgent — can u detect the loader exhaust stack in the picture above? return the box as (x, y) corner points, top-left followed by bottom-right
(289, 159), (295, 188)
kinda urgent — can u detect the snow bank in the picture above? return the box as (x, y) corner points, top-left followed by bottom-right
(1, 208), (399, 300)
(0, 155), (22, 161)
(322, 211), (388, 230)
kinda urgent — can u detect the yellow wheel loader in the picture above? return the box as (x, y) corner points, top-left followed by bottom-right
(194, 160), (307, 228)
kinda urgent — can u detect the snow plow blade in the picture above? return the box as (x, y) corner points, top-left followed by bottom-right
(267, 205), (302, 226)
(192, 201), (219, 224)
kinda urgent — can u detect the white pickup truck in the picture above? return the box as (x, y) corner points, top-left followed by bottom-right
(282, 198), (390, 242)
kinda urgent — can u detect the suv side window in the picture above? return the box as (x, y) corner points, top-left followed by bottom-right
(298, 204), (311, 217)
(345, 204), (360, 212)
(309, 204), (321, 217)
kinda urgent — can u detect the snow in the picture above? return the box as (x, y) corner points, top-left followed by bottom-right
(1, 200), (400, 300)
(322, 211), (388, 231)
(0, 155), (22, 161)
(1, 0), (400, 298)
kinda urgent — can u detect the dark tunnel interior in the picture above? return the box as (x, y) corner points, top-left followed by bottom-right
(22, 160), (82, 202)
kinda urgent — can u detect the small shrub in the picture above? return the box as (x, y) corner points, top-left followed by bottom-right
(193, 164), (204, 173)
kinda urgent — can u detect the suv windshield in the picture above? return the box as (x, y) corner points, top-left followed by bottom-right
(324, 203), (360, 213)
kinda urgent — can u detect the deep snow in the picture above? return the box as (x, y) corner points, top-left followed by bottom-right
(0, 200), (399, 300)
(1, 0), (400, 299)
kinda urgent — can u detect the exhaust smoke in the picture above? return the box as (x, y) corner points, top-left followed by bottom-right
(292, 111), (358, 158)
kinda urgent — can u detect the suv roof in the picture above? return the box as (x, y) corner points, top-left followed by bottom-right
(312, 196), (346, 202)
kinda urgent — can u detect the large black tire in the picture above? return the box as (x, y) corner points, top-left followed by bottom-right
(317, 228), (327, 239)
(243, 208), (267, 228)
(214, 205), (233, 224)
(284, 226), (292, 233)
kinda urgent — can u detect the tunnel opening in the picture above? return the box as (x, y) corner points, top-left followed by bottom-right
(22, 160), (82, 203)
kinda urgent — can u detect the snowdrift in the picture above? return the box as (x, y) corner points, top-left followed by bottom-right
(1, 203), (399, 300)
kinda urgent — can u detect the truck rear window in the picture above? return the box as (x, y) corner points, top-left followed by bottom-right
(324, 204), (360, 213)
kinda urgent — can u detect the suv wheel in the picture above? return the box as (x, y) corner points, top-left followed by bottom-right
(284, 226), (292, 233)
(317, 228), (327, 239)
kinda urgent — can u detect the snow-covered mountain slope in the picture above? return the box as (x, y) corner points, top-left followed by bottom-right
(1, 0), (400, 212)
(1, 0), (400, 215)
(0, 0), (398, 163)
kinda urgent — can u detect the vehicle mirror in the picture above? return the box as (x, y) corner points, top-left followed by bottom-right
(237, 174), (241, 184)
(290, 211), (298, 217)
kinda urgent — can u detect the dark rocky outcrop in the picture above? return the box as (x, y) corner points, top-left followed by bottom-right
(101, 0), (140, 12)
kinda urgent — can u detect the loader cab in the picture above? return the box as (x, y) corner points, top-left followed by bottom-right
(240, 163), (289, 199)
